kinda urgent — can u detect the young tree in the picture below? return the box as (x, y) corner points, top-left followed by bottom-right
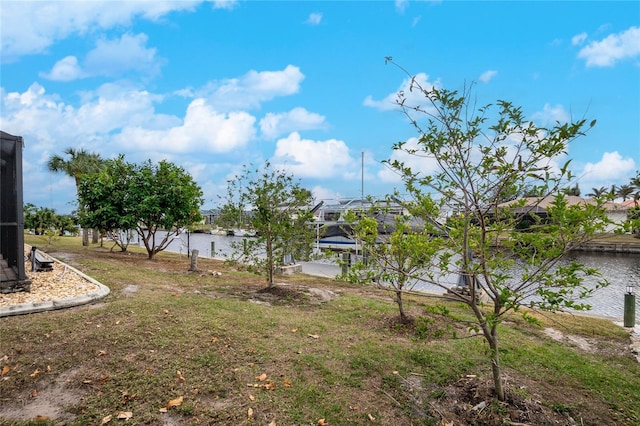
(342, 198), (443, 323)
(223, 162), (315, 288)
(78, 157), (203, 259)
(382, 61), (612, 401)
(47, 148), (104, 245)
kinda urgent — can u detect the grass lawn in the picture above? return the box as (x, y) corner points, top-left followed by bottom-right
(1, 235), (639, 425)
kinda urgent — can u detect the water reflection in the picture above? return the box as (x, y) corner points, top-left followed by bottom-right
(151, 231), (639, 322)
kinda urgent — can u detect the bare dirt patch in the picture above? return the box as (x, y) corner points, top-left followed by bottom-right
(0, 368), (84, 423)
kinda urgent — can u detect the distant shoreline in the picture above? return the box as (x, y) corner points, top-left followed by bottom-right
(575, 235), (640, 254)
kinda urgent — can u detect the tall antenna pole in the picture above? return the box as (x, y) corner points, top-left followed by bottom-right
(361, 151), (364, 200)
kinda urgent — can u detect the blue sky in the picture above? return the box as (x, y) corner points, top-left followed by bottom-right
(1, 0), (639, 214)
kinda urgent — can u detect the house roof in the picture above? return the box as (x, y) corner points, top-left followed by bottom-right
(498, 196), (623, 212)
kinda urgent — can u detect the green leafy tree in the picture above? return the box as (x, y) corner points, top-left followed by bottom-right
(79, 157), (203, 259)
(47, 148), (104, 245)
(216, 182), (246, 231)
(223, 162), (315, 287)
(24, 205), (56, 235)
(78, 156), (139, 251)
(53, 214), (78, 236)
(23, 205), (78, 247)
(382, 60), (612, 401)
(342, 198), (442, 323)
(627, 206), (640, 237)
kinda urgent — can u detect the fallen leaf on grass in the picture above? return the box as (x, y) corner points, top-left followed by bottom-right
(165, 396), (184, 409)
(318, 419), (327, 426)
(247, 407), (254, 419)
(255, 373), (267, 381)
(268, 420), (276, 426)
(97, 350), (107, 356)
(249, 394), (255, 401)
(247, 381), (276, 390)
(291, 328), (298, 333)
(35, 416), (50, 422)
(100, 414), (112, 425)
(283, 380), (292, 387)
(121, 392), (137, 403)
(211, 337), (218, 343)
(163, 309), (170, 315)
(176, 370), (186, 382)
(1, 365), (9, 376)
(116, 411), (133, 420)
(368, 413), (376, 421)
(308, 334), (320, 339)
(47, 365), (51, 372)
(29, 368), (40, 378)
(30, 389), (38, 398)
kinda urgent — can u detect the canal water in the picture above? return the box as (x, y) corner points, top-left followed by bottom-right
(145, 231), (640, 323)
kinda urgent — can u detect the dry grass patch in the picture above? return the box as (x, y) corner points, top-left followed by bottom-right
(0, 235), (638, 425)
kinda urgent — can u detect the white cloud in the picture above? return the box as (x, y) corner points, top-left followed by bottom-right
(530, 103), (570, 126)
(85, 33), (163, 77)
(210, 0), (239, 10)
(40, 56), (86, 81)
(377, 137), (440, 184)
(479, 70), (497, 83)
(311, 185), (346, 202)
(114, 98), (256, 153)
(199, 65), (305, 111)
(395, 0), (409, 13)
(0, 1), (203, 62)
(259, 107), (326, 139)
(364, 72), (440, 112)
(271, 132), (356, 179)
(306, 13), (323, 25)
(0, 82), (170, 154)
(572, 32), (588, 46)
(41, 33), (162, 81)
(580, 151), (637, 182)
(577, 26), (640, 67)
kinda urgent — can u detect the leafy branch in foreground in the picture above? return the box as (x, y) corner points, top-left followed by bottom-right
(350, 60), (615, 402)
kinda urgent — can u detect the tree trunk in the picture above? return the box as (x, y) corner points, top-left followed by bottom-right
(92, 228), (99, 244)
(397, 290), (407, 323)
(266, 235), (274, 287)
(486, 327), (505, 401)
(82, 228), (89, 246)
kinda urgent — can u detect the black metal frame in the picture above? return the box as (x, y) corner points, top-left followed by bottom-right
(1, 130), (30, 292)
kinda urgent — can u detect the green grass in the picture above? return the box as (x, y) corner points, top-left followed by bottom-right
(1, 235), (639, 425)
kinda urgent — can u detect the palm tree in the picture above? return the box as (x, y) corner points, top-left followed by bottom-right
(587, 186), (607, 198)
(562, 183), (581, 196)
(617, 184), (635, 201)
(630, 173), (640, 206)
(48, 148), (104, 245)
